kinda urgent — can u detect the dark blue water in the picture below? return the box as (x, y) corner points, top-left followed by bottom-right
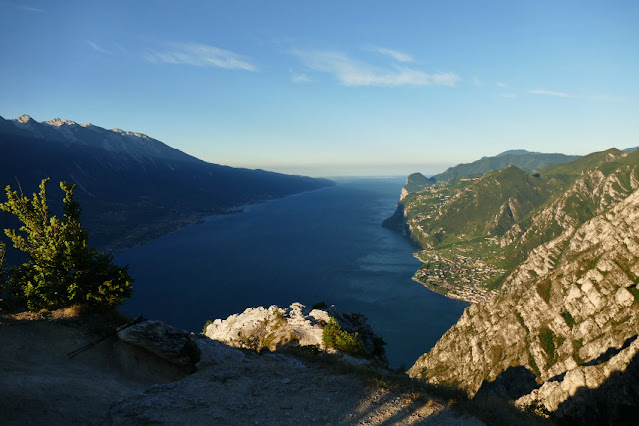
(116, 178), (468, 368)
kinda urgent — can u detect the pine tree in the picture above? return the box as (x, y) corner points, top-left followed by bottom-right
(0, 179), (133, 310)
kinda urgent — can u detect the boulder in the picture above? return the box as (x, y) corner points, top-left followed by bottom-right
(118, 320), (201, 369)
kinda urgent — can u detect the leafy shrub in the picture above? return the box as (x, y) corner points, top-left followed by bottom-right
(202, 320), (213, 334)
(322, 317), (365, 356)
(0, 179), (133, 310)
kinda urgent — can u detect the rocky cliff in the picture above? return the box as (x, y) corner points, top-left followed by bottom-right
(408, 151), (639, 423)
(204, 302), (389, 366)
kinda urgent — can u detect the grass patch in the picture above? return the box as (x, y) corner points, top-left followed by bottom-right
(561, 311), (576, 327)
(514, 311), (529, 333)
(539, 327), (556, 366)
(536, 279), (552, 303)
(573, 339), (585, 365)
(529, 355), (541, 379)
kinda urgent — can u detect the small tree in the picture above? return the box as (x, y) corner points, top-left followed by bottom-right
(322, 317), (365, 356)
(0, 179), (133, 310)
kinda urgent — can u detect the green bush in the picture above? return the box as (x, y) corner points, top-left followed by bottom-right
(202, 320), (213, 334)
(561, 311), (576, 327)
(0, 179), (133, 310)
(322, 317), (365, 356)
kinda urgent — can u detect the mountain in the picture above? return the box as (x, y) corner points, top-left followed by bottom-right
(410, 155), (639, 423)
(0, 115), (333, 251)
(394, 148), (639, 422)
(383, 148), (632, 301)
(432, 150), (579, 183)
(401, 172), (436, 198)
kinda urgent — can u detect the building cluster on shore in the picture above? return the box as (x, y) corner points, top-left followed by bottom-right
(413, 250), (501, 303)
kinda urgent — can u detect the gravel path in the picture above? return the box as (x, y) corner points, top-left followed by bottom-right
(1, 312), (483, 425)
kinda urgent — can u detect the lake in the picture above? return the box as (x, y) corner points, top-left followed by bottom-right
(116, 177), (468, 368)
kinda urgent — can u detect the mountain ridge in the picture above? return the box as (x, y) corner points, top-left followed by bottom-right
(0, 114), (333, 252)
(389, 147), (639, 422)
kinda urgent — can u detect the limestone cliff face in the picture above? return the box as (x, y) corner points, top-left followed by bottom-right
(205, 302), (388, 366)
(409, 185), (639, 420)
(499, 163), (638, 291)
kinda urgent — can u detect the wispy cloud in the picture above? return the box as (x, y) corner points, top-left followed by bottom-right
(146, 43), (257, 71)
(472, 76), (484, 87)
(2, 2), (45, 13)
(499, 93), (518, 99)
(291, 73), (312, 84)
(529, 89), (574, 98)
(87, 41), (110, 55)
(374, 47), (414, 63)
(528, 89), (624, 103)
(292, 49), (459, 87)
(496, 82), (510, 89)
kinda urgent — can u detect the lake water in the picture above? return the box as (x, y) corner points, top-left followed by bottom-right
(116, 177), (468, 368)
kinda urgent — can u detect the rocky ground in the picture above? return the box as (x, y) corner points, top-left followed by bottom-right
(1, 308), (487, 425)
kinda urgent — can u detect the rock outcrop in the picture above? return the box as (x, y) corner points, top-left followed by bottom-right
(118, 320), (202, 371)
(205, 302), (389, 366)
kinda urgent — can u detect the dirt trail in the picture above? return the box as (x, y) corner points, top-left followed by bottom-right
(1, 311), (483, 425)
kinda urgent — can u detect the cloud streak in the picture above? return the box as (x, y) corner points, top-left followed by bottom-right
(529, 89), (574, 98)
(2, 2), (45, 13)
(87, 41), (110, 54)
(374, 47), (414, 63)
(292, 50), (459, 87)
(291, 73), (312, 83)
(528, 89), (624, 103)
(146, 43), (257, 71)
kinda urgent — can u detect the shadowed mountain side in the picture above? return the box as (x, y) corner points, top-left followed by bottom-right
(555, 349), (639, 425)
(474, 366), (539, 401)
(0, 115), (333, 251)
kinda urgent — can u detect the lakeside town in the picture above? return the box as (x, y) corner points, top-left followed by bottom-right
(413, 250), (502, 303)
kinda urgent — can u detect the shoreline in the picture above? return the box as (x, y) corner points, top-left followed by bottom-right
(411, 253), (498, 304)
(105, 185), (336, 254)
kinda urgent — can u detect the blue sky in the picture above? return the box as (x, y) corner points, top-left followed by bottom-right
(1, 1), (637, 177)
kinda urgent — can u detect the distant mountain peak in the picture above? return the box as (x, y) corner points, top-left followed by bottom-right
(44, 118), (78, 127)
(496, 149), (534, 157)
(16, 114), (34, 124)
(111, 128), (150, 140)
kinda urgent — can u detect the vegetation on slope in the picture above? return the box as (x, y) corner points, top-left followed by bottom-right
(433, 150), (579, 183)
(390, 148), (638, 298)
(403, 172), (436, 193)
(0, 179), (133, 310)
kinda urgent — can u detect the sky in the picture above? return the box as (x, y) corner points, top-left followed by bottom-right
(1, 0), (638, 177)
